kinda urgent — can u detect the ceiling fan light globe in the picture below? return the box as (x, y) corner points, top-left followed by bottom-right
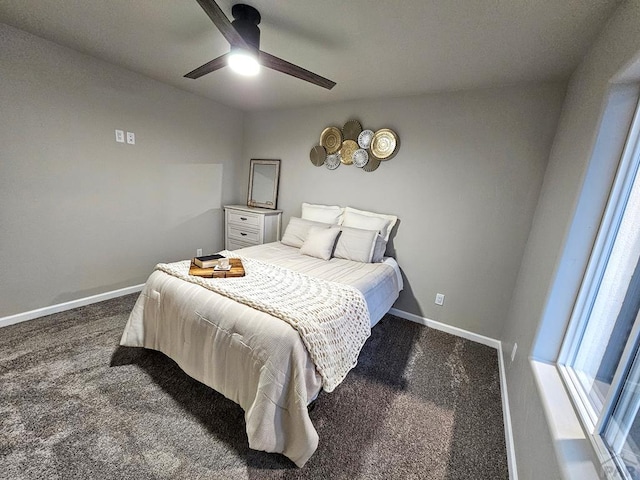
(228, 50), (260, 76)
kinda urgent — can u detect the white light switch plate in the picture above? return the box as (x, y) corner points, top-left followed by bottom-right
(126, 132), (135, 144)
(115, 130), (125, 143)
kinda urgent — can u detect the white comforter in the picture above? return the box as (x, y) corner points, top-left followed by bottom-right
(120, 242), (401, 467)
(154, 252), (371, 392)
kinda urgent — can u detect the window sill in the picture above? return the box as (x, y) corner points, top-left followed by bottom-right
(530, 360), (612, 479)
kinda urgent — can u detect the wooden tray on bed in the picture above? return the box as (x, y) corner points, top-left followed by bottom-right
(189, 258), (245, 278)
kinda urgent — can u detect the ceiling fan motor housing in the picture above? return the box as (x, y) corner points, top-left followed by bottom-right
(231, 4), (261, 51)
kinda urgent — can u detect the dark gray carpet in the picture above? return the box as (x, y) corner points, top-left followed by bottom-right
(0, 294), (508, 479)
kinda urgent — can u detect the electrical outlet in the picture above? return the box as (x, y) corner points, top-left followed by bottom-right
(196, 248), (203, 257)
(115, 129), (124, 143)
(435, 293), (445, 306)
(126, 132), (135, 145)
(511, 343), (518, 362)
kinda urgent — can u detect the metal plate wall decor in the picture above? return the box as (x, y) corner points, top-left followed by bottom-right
(320, 127), (343, 154)
(313, 120), (398, 173)
(352, 148), (369, 168)
(340, 140), (358, 165)
(342, 119), (362, 141)
(358, 129), (374, 149)
(370, 128), (398, 160)
(309, 145), (326, 166)
(325, 153), (341, 170)
(362, 155), (381, 172)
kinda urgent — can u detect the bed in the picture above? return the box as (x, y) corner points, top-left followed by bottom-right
(119, 206), (402, 467)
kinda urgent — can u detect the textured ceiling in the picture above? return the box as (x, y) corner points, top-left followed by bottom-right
(0, 0), (621, 111)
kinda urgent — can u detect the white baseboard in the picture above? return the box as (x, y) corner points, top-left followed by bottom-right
(389, 307), (518, 480)
(498, 342), (519, 480)
(0, 284), (144, 329)
(388, 307), (501, 349)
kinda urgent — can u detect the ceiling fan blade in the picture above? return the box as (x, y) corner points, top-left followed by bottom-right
(194, 0), (249, 49)
(184, 53), (229, 79)
(260, 51), (336, 90)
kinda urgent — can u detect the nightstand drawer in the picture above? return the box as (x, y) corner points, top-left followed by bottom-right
(228, 211), (260, 228)
(227, 238), (253, 251)
(228, 225), (260, 244)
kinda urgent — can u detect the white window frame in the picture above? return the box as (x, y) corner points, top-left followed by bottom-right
(558, 97), (640, 480)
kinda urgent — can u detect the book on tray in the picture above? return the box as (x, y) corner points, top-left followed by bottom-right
(193, 254), (223, 268)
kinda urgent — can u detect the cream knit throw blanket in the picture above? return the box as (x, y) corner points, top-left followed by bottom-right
(155, 252), (371, 392)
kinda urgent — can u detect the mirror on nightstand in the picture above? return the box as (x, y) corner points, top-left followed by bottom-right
(247, 159), (280, 209)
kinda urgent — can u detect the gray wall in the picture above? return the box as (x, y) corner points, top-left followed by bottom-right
(0, 23), (244, 317)
(241, 83), (566, 339)
(502, 0), (640, 478)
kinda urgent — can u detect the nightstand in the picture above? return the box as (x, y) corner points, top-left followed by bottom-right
(224, 205), (282, 250)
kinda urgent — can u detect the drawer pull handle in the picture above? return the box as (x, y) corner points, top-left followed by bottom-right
(240, 233), (247, 236)
(240, 217), (247, 221)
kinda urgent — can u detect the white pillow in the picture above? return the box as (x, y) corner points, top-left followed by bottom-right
(300, 226), (340, 261)
(281, 217), (332, 248)
(371, 234), (387, 263)
(333, 226), (378, 263)
(301, 202), (344, 224)
(342, 207), (398, 243)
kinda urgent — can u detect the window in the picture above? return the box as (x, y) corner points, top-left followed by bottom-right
(559, 101), (640, 480)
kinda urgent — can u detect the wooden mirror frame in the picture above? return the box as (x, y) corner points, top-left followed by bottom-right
(247, 159), (280, 209)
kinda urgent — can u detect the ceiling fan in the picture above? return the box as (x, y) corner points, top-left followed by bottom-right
(185, 0), (336, 90)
